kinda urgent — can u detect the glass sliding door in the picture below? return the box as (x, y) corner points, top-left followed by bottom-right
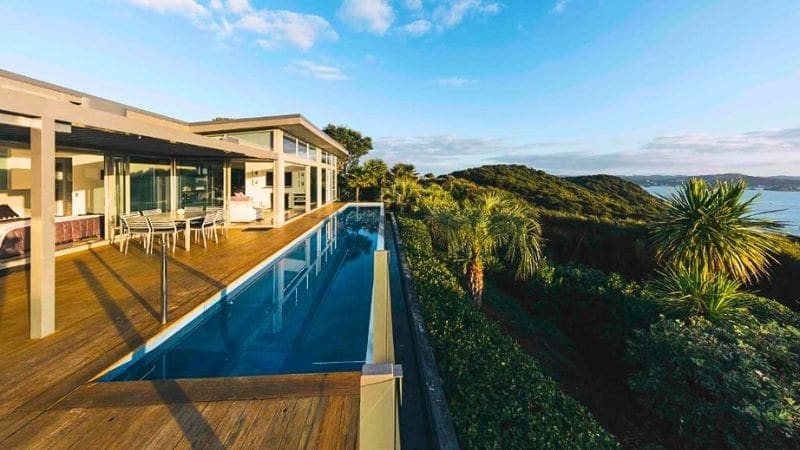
(321, 168), (327, 205)
(176, 160), (224, 208)
(130, 157), (171, 213)
(310, 166), (318, 208)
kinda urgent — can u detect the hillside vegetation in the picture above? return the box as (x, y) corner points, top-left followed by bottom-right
(450, 165), (663, 221)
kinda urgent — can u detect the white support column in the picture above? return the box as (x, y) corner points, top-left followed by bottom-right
(169, 158), (178, 211)
(304, 165), (311, 213)
(316, 166), (323, 210)
(103, 155), (116, 241)
(223, 159), (231, 214)
(315, 150), (322, 211)
(327, 167), (333, 205)
(273, 130), (286, 227)
(328, 169), (339, 202)
(30, 117), (56, 339)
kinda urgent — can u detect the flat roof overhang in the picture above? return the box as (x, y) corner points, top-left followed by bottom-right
(0, 123), (268, 158)
(0, 87), (276, 160)
(190, 115), (349, 159)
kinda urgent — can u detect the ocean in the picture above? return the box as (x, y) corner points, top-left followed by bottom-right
(645, 186), (800, 237)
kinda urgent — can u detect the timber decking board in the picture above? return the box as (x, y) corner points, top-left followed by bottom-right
(0, 203), (359, 449)
(56, 372), (361, 408)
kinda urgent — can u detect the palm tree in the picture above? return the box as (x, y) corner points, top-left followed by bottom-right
(347, 167), (371, 202)
(348, 159), (389, 202)
(651, 178), (783, 284)
(428, 191), (543, 306)
(390, 163), (418, 180)
(384, 176), (422, 213)
(653, 265), (754, 321)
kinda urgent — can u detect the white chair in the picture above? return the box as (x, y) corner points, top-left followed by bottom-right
(191, 212), (217, 248)
(113, 212), (140, 246)
(206, 207), (227, 238)
(141, 208), (162, 216)
(147, 217), (177, 254)
(123, 216), (151, 254)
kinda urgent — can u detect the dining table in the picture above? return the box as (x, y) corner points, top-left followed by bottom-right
(148, 211), (205, 251)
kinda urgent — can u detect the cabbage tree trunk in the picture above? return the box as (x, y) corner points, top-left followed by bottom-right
(466, 255), (484, 307)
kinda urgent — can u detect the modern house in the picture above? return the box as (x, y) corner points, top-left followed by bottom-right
(0, 69), (346, 339)
(0, 71), (403, 448)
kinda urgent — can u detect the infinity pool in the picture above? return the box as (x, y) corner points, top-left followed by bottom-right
(103, 205), (384, 381)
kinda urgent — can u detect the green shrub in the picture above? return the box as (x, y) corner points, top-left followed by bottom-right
(502, 263), (661, 379)
(397, 217), (619, 449)
(628, 316), (800, 449)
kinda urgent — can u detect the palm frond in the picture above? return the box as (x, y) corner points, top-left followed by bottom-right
(650, 178), (783, 283)
(653, 265), (754, 321)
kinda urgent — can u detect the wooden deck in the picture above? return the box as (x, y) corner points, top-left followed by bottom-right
(0, 203), (360, 449)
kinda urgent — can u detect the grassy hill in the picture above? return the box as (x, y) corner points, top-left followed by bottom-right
(450, 164), (663, 221)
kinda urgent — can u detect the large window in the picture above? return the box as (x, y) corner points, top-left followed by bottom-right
(310, 166), (318, 206)
(208, 131), (273, 150)
(231, 161), (246, 196)
(321, 169), (327, 204)
(283, 135), (297, 155)
(177, 160), (224, 208)
(130, 157), (171, 212)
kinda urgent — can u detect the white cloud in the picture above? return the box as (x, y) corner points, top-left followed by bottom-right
(338, 0), (395, 35)
(127, 0), (337, 51)
(433, 77), (474, 86)
(287, 60), (348, 81)
(239, 10), (338, 50)
(494, 128), (800, 175)
(405, 0), (423, 10)
(373, 135), (505, 172)
(128, 0), (208, 18)
(225, 0), (252, 15)
(552, 0), (572, 13)
(401, 19), (432, 36)
(372, 128), (800, 175)
(432, 0), (501, 30)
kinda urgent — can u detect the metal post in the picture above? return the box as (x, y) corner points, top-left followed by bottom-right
(161, 242), (168, 324)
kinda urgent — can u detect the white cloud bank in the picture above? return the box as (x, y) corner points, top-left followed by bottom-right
(371, 128), (800, 176)
(127, 0), (338, 51)
(287, 60), (348, 81)
(338, 0), (395, 35)
(432, 77), (475, 86)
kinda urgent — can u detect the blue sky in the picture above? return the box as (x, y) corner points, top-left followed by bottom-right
(1, 0), (799, 175)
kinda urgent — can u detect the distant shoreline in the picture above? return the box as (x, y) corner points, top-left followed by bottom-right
(638, 183), (799, 192)
(623, 174), (800, 192)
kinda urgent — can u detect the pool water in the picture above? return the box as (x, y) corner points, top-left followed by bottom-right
(103, 206), (384, 381)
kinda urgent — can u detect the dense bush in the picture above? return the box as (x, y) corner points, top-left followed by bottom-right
(628, 316), (800, 449)
(397, 216), (619, 449)
(757, 236), (800, 310)
(498, 263), (660, 379)
(539, 213), (656, 280)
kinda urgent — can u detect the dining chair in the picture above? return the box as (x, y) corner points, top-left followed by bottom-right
(148, 217), (178, 254)
(206, 206), (228, 238)
(112, 212), (140, 246)
(141, 208), (163, 216)
(191, 212), (217, 248)
(184, 206), (205, 213)
(123, 216), (151, 254)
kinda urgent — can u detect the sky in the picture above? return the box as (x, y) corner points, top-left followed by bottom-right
(1, 0), (799, 176)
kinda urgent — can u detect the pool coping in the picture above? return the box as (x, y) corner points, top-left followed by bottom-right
(92, 202), (383, 382)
